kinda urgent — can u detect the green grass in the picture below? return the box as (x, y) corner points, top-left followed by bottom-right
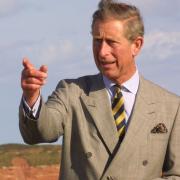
(0, 144), (61, 167)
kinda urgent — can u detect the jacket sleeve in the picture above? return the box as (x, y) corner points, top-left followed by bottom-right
(19, 80), (69, 145)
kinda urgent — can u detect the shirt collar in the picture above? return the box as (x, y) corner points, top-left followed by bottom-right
(103, 70), (139, 95)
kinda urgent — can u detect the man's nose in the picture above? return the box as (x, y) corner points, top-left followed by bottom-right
(99, 41), (111, 58)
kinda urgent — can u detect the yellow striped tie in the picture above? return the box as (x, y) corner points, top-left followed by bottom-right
(112, 85), (126, 139)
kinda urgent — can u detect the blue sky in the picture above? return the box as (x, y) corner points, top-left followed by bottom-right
(0, 0), (180, 144)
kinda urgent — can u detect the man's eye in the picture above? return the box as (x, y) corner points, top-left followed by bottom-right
(107, 40), (117, 46)
(94, 39), (102, 44)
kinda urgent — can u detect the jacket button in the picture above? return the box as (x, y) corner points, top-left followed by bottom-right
(85, 152), (92, 158)
(142, 160), (148, 166)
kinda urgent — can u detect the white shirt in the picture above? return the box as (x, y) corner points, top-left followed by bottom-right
(103, 70), (139, 122)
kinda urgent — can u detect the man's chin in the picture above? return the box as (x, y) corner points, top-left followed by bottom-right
(101, 71), (118, 81)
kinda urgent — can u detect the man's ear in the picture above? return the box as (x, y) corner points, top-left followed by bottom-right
(131, 36), (144, 57)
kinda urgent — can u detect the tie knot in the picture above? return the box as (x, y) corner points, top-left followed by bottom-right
(113, 85), (122, 99)
(114, 84), (121, 91)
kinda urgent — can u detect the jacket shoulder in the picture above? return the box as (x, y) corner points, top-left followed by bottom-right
(140, 76), (180, 102)
(56, 74), (102, 95)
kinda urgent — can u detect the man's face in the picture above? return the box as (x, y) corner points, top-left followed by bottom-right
(92, 19), (138, 84)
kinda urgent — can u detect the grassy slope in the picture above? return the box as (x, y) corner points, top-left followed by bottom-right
(0, 144), (61, 167)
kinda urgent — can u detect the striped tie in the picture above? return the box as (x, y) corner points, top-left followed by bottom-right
(112, 85), (126, 139)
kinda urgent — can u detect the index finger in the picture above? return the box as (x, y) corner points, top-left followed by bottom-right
(22, 57), (34, 70)
(24, 68), (48, 79)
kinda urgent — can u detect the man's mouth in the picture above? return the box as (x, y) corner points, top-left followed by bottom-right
(99, 60), (116, 70)
(100, 59), (116, 67)
(101, 61), (115, 65)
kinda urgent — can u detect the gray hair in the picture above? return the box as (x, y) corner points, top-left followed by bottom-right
(91, 0), (144, 42)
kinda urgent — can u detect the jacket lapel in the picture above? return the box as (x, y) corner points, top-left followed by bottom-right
(80, 74), (119, 154)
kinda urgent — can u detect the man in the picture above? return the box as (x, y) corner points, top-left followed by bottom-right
(19, 0), (180, 179)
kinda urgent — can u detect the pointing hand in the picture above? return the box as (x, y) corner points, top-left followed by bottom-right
(21, 57), (48, 107)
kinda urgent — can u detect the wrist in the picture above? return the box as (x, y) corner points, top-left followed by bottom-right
(23, 90), (40, 108)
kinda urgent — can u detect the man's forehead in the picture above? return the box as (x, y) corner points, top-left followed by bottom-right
(93, 34), (117, 40)
(92, 26), (123, 41)
(92, 19), (124, 32)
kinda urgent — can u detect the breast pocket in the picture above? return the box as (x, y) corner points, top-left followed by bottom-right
(149, 133), (169, 141)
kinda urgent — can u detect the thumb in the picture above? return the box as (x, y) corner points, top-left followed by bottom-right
(39, 65), (48, 73)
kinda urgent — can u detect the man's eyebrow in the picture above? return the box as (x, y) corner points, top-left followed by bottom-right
(92, 35), (102, 39)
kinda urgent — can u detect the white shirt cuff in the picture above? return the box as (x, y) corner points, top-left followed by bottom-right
(22, 95), (41, 117)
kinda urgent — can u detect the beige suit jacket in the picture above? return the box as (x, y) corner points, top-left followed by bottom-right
(19, 74), (180, 180)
